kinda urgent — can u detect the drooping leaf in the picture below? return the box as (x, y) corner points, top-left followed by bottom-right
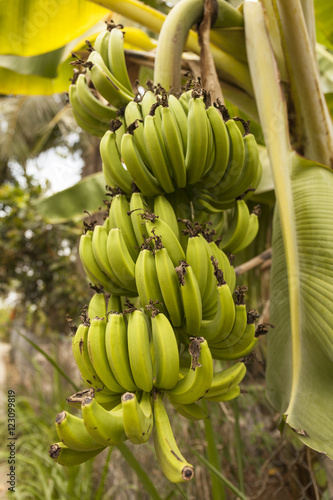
(34, 172), (107, 223)
(0, 1), (109, 57)
(267, 153), (333, 458)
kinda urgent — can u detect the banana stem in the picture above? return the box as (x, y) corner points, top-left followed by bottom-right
(94, 447), (113, 500)
(276, 0), (333, 167)
(202, 400), (226, 500)
(116, 443), (162, 500)
(231, 399), (245, 494)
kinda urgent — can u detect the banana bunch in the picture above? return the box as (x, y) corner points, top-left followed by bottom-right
(69, 23), (134, 137)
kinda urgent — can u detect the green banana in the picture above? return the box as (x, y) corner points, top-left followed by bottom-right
(220, 199), (251, 253)
(165, 338), (213, 404)
(122, 391), (153, 444)
(106, 228), (137, 294)
(176, 261), (202, 337)
(66, 388), (121, 411)
(129, 190), (149, 247)
(185, 95), (210, 185)
(168, 93), (188, 152)
(100, 129), (132, 195)
(161, 105), (186, 188)
(94, 28), (111, 67)
(55, 411), (103, 451)
(81, 391), (126, 446)
(232, 205), (261, 253)
(105, 312), (138, 392)
(69, 84), (109, 137)
(71, 323), (105, 390)
(153, 194), (179, 239)
(87, 291), (107, 323)
(152, 392), (195, 483)
(75, 73), (117, 122)
(168, 400), (208, 421)
(111, 193), (139, 261)
(108, 27), (133, 94)
(204, 384), (241, 402)
(124, 100), (151, 167)
(205, 361), (246, 399)
(49, 442), (105, 466)
(126, 307), (154, 392)
(135, 245), (165, 313)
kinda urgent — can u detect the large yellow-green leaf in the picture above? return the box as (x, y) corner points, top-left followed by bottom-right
(314, 0), (333, 51)
(245, 1), (333, 457)
(267, 154), (333, 457)
(0, 0), (109, 57)
(35, 172), (106, 223)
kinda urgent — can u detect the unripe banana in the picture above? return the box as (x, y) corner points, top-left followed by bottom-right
(205, 361), (246, 399)
(220, 199), (251, 254)
(87, 291), (107, 323)
(153, 194), (179, 239)
(66, 388), (121, 411)
(185, 94), (210, 185)
(55, 411), (103, 451)
(49, 442), (105, 466)
(161, 105), (186, 188)
(135, 245), (165, 314)
(111, 193), (139, 261)
(107, 27), (133, 95)
(168, 400), (208, 421)
(176, 261), (202, 337)
(100, 128), (132, 195)
(71, 323), (105, 390)
(201, 104), (229, 185)
(106, 228), (137, 294)
(75, 74), (117, 123)
(232, 205), (261, 253)
(69, 84), (109, 137)
(204, 384), (241, 402)
(152, 392), (194, 483)
(168, 93), (188, 153)
(129, 190), (150, 247)
(122, 391), (153, 444)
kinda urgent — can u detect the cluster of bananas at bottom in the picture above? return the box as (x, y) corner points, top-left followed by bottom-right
(49, 290), (259, 482)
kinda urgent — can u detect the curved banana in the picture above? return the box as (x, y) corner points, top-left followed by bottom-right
(107, 294), (122, 314)
(204, 361), (246, 399)
(124, 100), (151, 167)
(121, 132), (162, 197)
(150, 308), (179, 389)
(210, 286), (247, 347)
(66, 388), (121, 411)
(161, 105), (186, 188)
(105, 312), (137, 392)
(210, 335), (258, 361)
(122, 391), (153, 444)
(168, 400), (208, 421)
(111, 193), (139, 261)
(204, 384), (241, 402)
(126, 308), (154, 392)
(108, 27), (133, 95)
(154, 244), (183, 327)
(152, 392), (195, 483)
(135, 246), (165, 313)
(55, 411), (103, 451)
(165, 338), (213, 404)
(144, 211), (185, 266)
(49, 442), (105, 466)
(69, 84), (109, 137)
(185, 95), (209, 185)
(143, 112), (175, 193)
(178, 89), (192, 114)
(185, 234), (210, 301)
(218, 117), (245, 192)
(129, 191), (149, 247)
(153, 194), (179, 239)
(81, 391), (126, 446)
(100, 129), (132, 195)
(207, 240), (233, 292)
(141, 89), (158, 118)
(87, 317), (125, 393)
(91, 225), (132, 294)
(176, 261), (202, 337)
(106, 228), (137, 294)
(232, 205), (261, 253)
(199, 281), (236, 343)
(72, 323), (105, 390)
(75, 73), (117, 123)
(87, 291), (107, 322)
(220, 199), (251, 254)
(168, 93), (188, 152)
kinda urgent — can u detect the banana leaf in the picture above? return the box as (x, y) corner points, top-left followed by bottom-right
(34, 172), (107, 223)
(244, 1), (333, 457)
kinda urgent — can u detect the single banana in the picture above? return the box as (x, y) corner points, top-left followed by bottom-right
(100, 128), (132, 195)
(161, 105), (186, 188)
(75, 74), (117, 123)
(154, 243), (183, 327)
(124, 100), (151, 167)
(176, 261), (202, 337)
(121, 131), (162, 197)
(111, 193), (139, 261)
(66, 388), (121, 411)
(91, 225), (133, 294)
(210, 286), (248, 347)
(201, 104), (230, 185)
(55, 411), (103, 451)
(152, 392), (195, 483)
(105, 312), (138, 392)
(106, 227), (137, 294)
(220, 199), (251, 254)
(108, 27), (133, 95)
(168, 400), (208, 421)
(107, 294), (122, 314)
(87, 291), (107, 322)
(165, 338), (213, 404)
(135, 245), (165, 314)
(185, 234), (210, 301)
(204, 384), (241, 402)
(204, 361), (246, 398)
(218, 116), (245, 192)
(153, 194), (179, 239)
(211, 311), (259, 358)
(72, 323), (105, 390)
(150, 308), (179, 389)
(87, 317), (125, 393)
(69, 84), (109, 137)
(185, 95), (210, 185)
(81, 391), (126, 446)
(122, 391), (153, 444)
(126, 307), (154, 392)
(232, 205), (261, 253)
(129, 190), (149, 247)
(143, 112), (175, 193)
(94, 28), (111, 67)
(210, 335), (258, 361)
(141, 89), (158, 118)
(143, 210), (185, 266)
(206, 239), (233, 292)
(178, 89), (192, 114)
(217, 131), (260, 201)
(168, 93), (188, 153)
(49, 442), (105, 466)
